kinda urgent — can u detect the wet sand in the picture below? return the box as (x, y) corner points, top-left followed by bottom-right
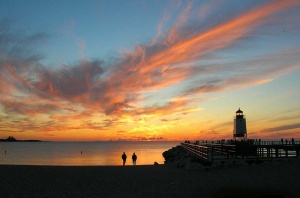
(0, 159), (299, 198)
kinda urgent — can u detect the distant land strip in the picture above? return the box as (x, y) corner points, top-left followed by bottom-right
(0, 136), (42, 142)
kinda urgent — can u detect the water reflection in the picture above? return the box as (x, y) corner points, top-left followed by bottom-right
(0, 141), (179, 166)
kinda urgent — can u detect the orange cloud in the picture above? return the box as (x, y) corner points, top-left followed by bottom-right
(140, 0), (300, 74)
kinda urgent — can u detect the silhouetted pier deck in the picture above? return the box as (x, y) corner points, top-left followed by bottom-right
(181, 140), (300, 163)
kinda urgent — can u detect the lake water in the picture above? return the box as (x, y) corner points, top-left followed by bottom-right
(0, 141), (180, 166)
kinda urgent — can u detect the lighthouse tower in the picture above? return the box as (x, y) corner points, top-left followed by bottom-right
(233, 108), (247, 140)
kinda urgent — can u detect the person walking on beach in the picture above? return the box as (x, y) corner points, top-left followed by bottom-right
(122, 152), (127, 166)
(132, 153), (137, 165)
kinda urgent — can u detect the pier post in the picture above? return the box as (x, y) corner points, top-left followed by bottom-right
(207, 148), (213, 162)
(275, 148), (278, 157)
(296, 149), (299, 158)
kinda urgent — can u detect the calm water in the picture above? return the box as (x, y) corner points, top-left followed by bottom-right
(0, 141), (180, 166)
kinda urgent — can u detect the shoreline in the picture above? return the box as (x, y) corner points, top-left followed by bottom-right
(1, 160), (300, 198)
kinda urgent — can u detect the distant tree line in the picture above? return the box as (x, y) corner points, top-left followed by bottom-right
(0, 136), (17, 141)
(0, 136), (41, 142)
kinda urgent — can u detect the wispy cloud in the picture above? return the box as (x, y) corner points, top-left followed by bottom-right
(261, 123), (300, 133)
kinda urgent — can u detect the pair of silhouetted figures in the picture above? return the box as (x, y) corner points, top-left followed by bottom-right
(122, 152), (137, 166)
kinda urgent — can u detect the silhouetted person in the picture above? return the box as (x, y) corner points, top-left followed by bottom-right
(132, 153), (137, 165)
(122, 152), (127, 166)
(292, 138), (294, 145)
(281, 138), (283, 145)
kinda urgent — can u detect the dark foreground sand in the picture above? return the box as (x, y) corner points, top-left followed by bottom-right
(0, 160), (299, 198)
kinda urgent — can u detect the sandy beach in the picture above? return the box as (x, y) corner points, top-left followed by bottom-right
(0, 159), (299, 198)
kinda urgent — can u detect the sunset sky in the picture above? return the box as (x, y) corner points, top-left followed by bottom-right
(0, 0), (300, 141)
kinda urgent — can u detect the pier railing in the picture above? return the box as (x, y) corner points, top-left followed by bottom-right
(181, 141), (300, 163)
(180, 143), (212, 162)
(253, 140), (300, 146)
(209, 144), (236, 156)
(180, 143), (238, 162)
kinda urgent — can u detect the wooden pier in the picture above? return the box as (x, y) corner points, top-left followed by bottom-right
(180, 140), (300, 163)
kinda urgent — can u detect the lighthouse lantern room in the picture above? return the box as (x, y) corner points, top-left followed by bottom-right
(233, 108), (247, 140)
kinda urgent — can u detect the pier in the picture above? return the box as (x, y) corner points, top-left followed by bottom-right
(180, 140), (300, 163)
(180, 109), (300, 163)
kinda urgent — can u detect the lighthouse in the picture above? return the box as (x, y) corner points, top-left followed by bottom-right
(233, 108), (247, 140)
